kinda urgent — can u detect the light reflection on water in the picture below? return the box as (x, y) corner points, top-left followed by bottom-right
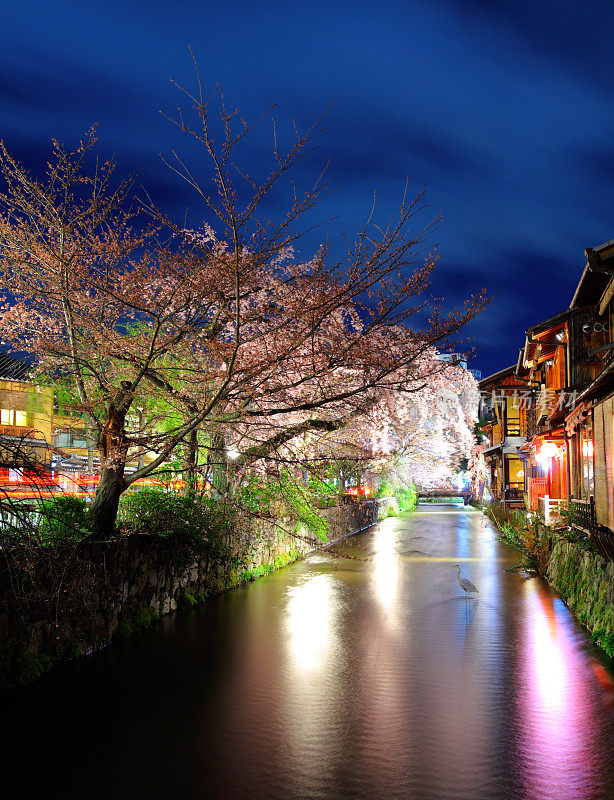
(372, 521), (400, 614)
(286, 573), (336, 671)
(517, 579), (605, 800)
(4, 505), (614, 800)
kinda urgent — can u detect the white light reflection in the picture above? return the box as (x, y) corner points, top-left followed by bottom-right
(286, 574), (334, 671)
(372, 523), (399, 613)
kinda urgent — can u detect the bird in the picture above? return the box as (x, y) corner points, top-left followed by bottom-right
(450, 564), (479, 599)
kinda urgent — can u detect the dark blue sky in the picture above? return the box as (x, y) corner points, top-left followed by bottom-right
(1, 0), (613, 377)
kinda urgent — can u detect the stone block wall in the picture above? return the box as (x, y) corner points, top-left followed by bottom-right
(0, 500), (381, 686)
(546, 536), (614, 657)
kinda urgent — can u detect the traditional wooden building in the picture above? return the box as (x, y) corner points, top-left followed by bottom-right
(480, 239), (614, 558)
(517, 310), (571, 511)
(478, 365), (532, 507)
(564, 240), (614, 554)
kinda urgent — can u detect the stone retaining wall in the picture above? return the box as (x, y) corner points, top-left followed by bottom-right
(546, 535), (614, 657)
(0, 500), (384, 686)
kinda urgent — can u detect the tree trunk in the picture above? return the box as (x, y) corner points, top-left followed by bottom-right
(85, 415), (95, 476)
(137, 410), (145, 472)
(210, 431), (228, 499)
(87, 381), (132, 539)
(183, 426), (198, 496)
(338, 465), (346, 494)
(88, 466), (126, 539)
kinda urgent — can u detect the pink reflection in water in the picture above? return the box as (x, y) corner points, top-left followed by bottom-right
(518, 580), (606, 800)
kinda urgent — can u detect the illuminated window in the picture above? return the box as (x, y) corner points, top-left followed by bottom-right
(506, 396), (521, 435)
(579, 416), (594, 499)
(0, 409), (30, 426)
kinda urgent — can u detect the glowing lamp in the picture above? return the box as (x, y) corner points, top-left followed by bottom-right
(540, 442), (559, 459)
(582, 440), (594, 458)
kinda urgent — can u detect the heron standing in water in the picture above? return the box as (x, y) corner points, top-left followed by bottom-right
(450, 564), (479, 599)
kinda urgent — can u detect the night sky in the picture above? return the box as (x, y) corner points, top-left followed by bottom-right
(1, 0), (613, 377)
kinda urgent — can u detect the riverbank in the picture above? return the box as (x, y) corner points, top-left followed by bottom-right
(0, 497), (397, 688)
(482, 502), (614, 658)
(5, 504), (614, 800)
(545, 533), (614, 657)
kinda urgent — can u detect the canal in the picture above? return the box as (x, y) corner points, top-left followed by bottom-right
(5, 505), (614, 799)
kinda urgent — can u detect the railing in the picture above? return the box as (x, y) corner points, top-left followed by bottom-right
(566, 497), (614, 563)
(539, 495), (566, 524)
(568, 497), (596, 536)
(0, 425), (36, 438)
(528, 477), (548, 511)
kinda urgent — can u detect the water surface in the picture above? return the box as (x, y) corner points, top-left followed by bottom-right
(5, 505), (614, 799)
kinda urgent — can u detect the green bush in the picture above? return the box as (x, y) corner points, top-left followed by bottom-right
(376, 480), (417, 513)
(484, 501), (551, 574)
(307, 476), (338, 508)
(117, 605), (159, 638)
(236, 472), (330, 542)
(0, 649), (53, 687)
(38, 495), (91, 542)
(120, 487), (226, 536)
(118, 488), (235, 563)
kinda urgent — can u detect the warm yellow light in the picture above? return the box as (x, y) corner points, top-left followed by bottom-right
(372, 524), (398, 611)
(286, 575), (334, 671)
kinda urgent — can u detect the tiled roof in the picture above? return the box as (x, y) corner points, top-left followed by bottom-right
(0, 353), (30, 381)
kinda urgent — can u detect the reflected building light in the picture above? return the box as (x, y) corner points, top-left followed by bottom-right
(529, 586), (566, 711)
(372, 526), (398, 612)
(518, 581), (599, 800)
(286, 575), (334, 671)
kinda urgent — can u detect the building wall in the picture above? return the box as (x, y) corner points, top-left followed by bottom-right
(0, 380), (53, 467)
(594, 395), (614, 532)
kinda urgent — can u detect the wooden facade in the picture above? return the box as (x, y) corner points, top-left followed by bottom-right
(482, 239), (614, 553)
(478, 367), (530, 507)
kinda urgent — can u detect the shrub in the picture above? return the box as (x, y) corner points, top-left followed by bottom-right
(117, 605), (159, 638)
(236, 472), (330, 542)
(376, 480), (417, 513)
(37, 495), (91, 542)
(0, 649), (53, 687)
(118, 488), (235, 564)
(484, 500), (551, 574)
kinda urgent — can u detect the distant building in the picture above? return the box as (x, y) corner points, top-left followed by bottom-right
(0, 353), (53, 468)
(478, 365), (529, 508)
(437, 352), (468, 370)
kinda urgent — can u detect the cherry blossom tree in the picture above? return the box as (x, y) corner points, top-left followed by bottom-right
(0, 88), (487, 538)
(330, 352), (479, 491)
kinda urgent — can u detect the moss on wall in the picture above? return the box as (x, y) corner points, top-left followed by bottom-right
(547, 538), (614, 657)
